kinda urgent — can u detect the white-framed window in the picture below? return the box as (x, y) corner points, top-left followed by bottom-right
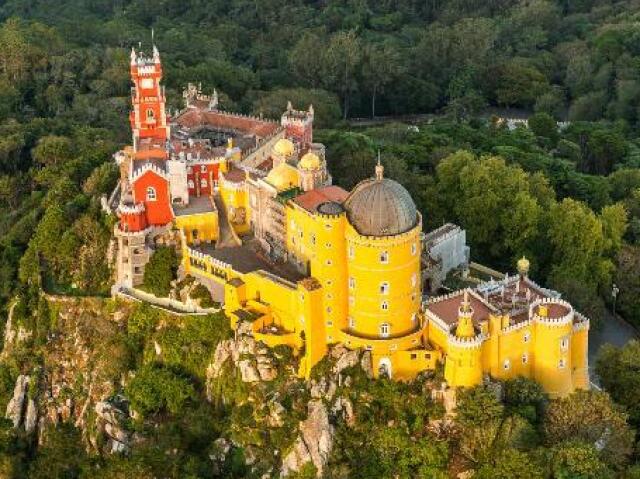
(558, 358), (566, 369)
(381, 300), (389, 311)
(380, 251), (389, 264)
(326, 320), (333, 327)
(411, 273), (417, 287)
(146, 186), (156, 201)
(310, 234), (316, 245)
(201, 179), (207, 187)
(503, 359), (511, 370)
(348, 245), (354, 259)
(349, 277), (355, 289)
(522, 354), (528, 364)
(188, 180), (194, 189)
(411, 243), (417, 255)
(560, 338), (569, 351)
(201, 165), (207, 172)
(325, 242), (332, 248)
(379, 323), (390, 337)
(146, 108), (155, 120)
(348, 317), (355, 329)
(326, 280), (333, 286)
(411, 293), (416, 302)
(523, 331), (531, 343)
(380, 282), (389, 295)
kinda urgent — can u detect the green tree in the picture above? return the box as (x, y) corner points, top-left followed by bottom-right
(475, 449), (543, 479)
(596, 341), (640, 426)
(529, 112), (558, 144)
(543, 390), (634, 470)
(31, 135), (73, 167)
(142, 246), (178, 297)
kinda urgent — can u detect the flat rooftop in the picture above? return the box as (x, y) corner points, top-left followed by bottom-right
(193, 239), (306, 284)
(173, 196), (216, 217)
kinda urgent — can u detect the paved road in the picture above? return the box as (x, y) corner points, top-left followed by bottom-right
(588, 311), (638, 384)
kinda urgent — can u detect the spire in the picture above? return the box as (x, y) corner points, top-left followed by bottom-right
(375, 151), (384, 180)
(308, 104), (314, 116)
(130, 47), (137, 65)
(153, 44), (160, 63)
(287, 100), (292, 111)
(209, 88), (218, 110)
(456, 290), (475, 338)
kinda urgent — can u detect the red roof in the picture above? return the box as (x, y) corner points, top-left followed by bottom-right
(292, 186), (349, 213)
(427, 292), (494, 326)
(174, 110), (279, 138)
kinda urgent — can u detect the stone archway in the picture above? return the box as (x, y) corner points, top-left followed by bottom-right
(378, 357), (392, 379)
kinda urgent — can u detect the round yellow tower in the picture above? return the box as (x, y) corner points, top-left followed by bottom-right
(532, 299), (574, 397)
(342, 161), (422, 340)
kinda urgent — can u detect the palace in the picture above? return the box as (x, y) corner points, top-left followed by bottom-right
(111, 46), (589, 398)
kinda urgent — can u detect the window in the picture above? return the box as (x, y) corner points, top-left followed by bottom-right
(146, 108), (155, 120)
(326, 307), (332, 314)
(325, 223), (332, 230)
(201, 165), (207, 172)
(560, 338), (569, 351)
(558, 358), (566, 369)
(349, 277), (355, 289)
(146, 186), (156, 201)
(381, 300), (389, 311)
(325, 242), (332, 248)
(188, 180), (194, 189)
(201, 179), (207, 187)
(380, 251), (389, 264)
(503, 359), (511, 370)
(326, 280), (333, 286)
(326, 321), (333, 327)
(310, 234), (316, 246)
(348, 245), (354, 259)
(523, 331), (531, 343)
(410, 353), (417, 360)
(326, 259), (332, 266)
(348, 317), (355, 329)
(411, 273), (417, 287)
(522, 354), (528, 364)
(411, 243), (417, 255)
(380, 323), (390, 337)
(299, 231), (303, 238)
(380, 282), (389, 295)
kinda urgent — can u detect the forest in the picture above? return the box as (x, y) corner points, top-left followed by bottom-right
(1, 0), (640, 477)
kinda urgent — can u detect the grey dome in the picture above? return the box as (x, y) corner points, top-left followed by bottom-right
(344, 178), (417, 236)
(317, 201), (344, 215)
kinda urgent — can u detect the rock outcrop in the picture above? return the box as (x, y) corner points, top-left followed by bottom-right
(5, 375), (30, 428)
(95, 396), (132, 454)
(281, 400), (334, 477)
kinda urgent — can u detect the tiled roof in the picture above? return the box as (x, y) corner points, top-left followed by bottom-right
(427, 292), (494, 326)
(174, 109), (279, 138)
(292, 186), (349, 213)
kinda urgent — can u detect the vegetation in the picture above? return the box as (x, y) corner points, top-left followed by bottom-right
(1, 0), (640, 477)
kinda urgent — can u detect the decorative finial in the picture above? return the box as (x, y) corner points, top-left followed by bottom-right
(375, 150), (384, 180)
(287, 100), (292, 111)
(130, 47), (137, 65)
(517, 256), (530, 278)
(308, 104), (314, 116)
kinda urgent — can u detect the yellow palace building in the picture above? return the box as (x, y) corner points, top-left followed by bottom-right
(180, 139), (589, 398)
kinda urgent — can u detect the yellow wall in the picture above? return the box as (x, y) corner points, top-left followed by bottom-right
(220, 181), (251, 235)
(175, 211), (219, 244)
(345, 218), (422, 339)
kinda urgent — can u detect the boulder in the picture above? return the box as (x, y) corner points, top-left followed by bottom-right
(24, 398), (38, 434)
(209, 340), (234, 379)
(238, 359), (260, 383)
(210, 437), (231, 474)
(281, 400), (334, 478)
(332, 348), (359, 375)
(309, 377), (336, 401)
(360, 350), (374, 378)
(331, 396), (355, 427)
(268, 401), (286, 428)
(5, 375), (29, 428)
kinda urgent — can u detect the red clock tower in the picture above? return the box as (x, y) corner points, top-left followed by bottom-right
(129, 46), (170, 148)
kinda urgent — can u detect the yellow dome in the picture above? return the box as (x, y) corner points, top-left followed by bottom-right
(265, 163), (299, 191)
(273, 138), (295, 157)
(517, 256), (530, 276)
(299, 152), (321, 170)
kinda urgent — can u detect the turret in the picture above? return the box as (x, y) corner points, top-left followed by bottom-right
(455, 291), (475, 338)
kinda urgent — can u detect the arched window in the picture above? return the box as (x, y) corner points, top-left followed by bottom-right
(379, 323), (390, 338)
(146, 108), (155, 120)
(381, 300), (389, 311)
(380, 250), (389, 264)
(380, 282), (389, 295)
(146, 186), (156, 201)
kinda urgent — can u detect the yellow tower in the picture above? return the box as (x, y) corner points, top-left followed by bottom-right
(343, 160), (422, 341)
(444, 292), (484, 388)
(532, 299), (574, 397)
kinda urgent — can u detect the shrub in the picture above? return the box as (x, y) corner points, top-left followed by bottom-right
(142, 247), (177, 297)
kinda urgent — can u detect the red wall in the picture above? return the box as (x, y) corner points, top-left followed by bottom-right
(120, 211), (147, 232)
(187, 163), (220, 197)
(133, 170), (173, 226)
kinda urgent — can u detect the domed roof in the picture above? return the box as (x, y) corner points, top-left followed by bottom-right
(299, 152), (321, 170)
(344, 164), (417, 237)
(265, 163), (299, 191)
(273, 138), (295, 157)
